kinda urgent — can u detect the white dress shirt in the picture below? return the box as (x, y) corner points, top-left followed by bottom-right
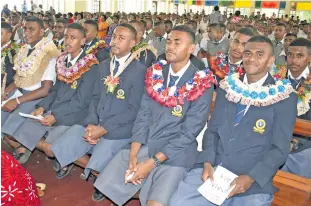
(288, 66), (310, 89)
(67, 49), (84, 67)
(167, 60), (191, 87)
(113, 52), (131, 70)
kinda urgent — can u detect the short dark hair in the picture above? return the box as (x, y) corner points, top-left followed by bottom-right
(235, 27), (259, 37)
(25, 16), (44, 29)
(214, 6), (219, 11)
(1, 22), (13, 33)
(56, 19), (68, 27)
(289, 38), (311, 54)
(276, 23), (286, 29)
(164, 20), (173, 28)
(118, 23), (137, 40)
(171, 25), (195, 44)
(293, 25), (299, 28)
(154, 21), (164, 27)
(285, 33), (297, 38)
(67, 23), (86, 37)
(209, 23), (226, 33)
(101, 14), (107, 21)
(129, 20), (145, 32)
(247, 35), (274, 54)
(84, 19), (99, 31)
(113, 15), (120, 20)
(140, 20), (147, 28)
(68, 13), (73, 17)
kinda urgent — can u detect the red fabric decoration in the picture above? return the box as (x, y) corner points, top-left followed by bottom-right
(1, 150), (41, 206)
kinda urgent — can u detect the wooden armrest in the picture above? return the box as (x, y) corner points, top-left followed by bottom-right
(294, 118), (311, 138)
(272, 170), (311, 206)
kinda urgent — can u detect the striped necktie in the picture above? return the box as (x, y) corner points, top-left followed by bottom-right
(113, 60), (120, 74)
(234, 103), (247, 127)
(168, 74), (179, 87)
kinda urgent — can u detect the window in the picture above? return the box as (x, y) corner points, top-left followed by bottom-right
(92, 0), (100, 13)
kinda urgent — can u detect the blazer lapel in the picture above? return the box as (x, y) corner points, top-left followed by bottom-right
(162, 64), (169, 88)
(176, 63), (197, 88)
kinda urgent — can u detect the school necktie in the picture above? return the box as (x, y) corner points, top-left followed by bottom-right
(234, 103), (247, 127)
(67, 62), (72, 68)
(113, 60), (120, 74)
(289, 77), (304, 89)
(158, 36), (163, 42)
(168, 74), (179, 87)
(27, 48), (35, 57)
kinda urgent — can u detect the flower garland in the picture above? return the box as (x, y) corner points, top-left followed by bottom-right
(145, 60), (216, 107)
(210, 52), (244, 79)
(220, 73), (294, 107)
(85, 40), (108, 55)
(104, 54), (136, 93)
(296, 73), (311, 116)
(56, 52), (99, 84)
(1, 42), (20, 73)
(131, 41), (157, 60)
(269, 66), (311, 116)
(13, 38), (57, 75)
(270, 65), (287, 80)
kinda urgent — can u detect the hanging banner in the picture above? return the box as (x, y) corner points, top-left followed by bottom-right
(296, 2), (311, 11)
(235, 0), (251, 8)
(261, 1), (279, 9)
(255, 1), (261, 8)
(280, 1), (286, 9)
(205, 1), (218, 6)
(219, 0), (234, 7)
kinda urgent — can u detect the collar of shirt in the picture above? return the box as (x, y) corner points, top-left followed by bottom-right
(243, 72), (268, 89)
(28, 38), (44, 50)
(214, 35), (226, 44)
(114, 52), (131, 68)
(167, 60), (191, 87)
(147, 29), (152, 34)
(56, 38), (64, 45)
(279, 50), (286, 57)
(45, 28), (49, 33)
(228, 56), (242, 66)
(288, 66), (310, 80)
(162, 32), (168, 40)
(67, 49), (84, 66)
(1, 41), (11, 50)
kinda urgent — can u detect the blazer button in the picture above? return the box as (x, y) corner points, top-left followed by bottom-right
(229, 138), (235, 142)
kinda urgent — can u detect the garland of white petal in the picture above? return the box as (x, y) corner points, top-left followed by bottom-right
(220, 73), (295, 106)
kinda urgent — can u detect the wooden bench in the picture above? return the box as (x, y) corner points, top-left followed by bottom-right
(272, 118), (311, 206)
(273, 170), (311, 206)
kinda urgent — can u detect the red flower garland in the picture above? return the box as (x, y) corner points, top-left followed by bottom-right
(145, 61), (216, 107)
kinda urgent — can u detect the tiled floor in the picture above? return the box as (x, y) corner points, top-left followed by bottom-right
(2, 142), (140, 206)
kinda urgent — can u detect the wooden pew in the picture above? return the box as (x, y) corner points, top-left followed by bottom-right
(273, 170), (311, 206)
(272, 118), (311, 206)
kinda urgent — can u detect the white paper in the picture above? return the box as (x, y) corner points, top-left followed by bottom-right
(19, 112), (44, 120)
(1, 90), (23, 106)
(198, 166), (238, 205)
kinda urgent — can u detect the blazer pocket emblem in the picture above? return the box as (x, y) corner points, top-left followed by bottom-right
(116, 89), (125, 100)
(253, 119), (266, 134)
(171, 105), (182, 118)
(71, 80), (77, 89)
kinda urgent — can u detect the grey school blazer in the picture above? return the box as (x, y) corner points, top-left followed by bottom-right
(37, 52), (99, 126)
(197, 74), (297, 196)
(83, 57), (147, 140)
(130, 63), (215, 169)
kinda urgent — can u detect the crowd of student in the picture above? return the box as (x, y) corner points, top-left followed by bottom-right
(1, 4), (311, 206)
